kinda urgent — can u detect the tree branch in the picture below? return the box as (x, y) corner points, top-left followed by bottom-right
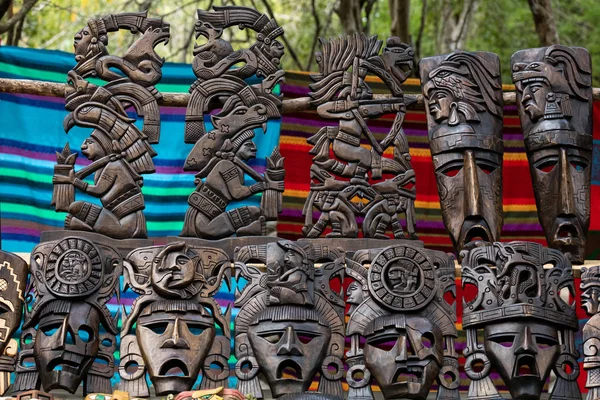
(305, 0), (321, 71)
(0, 0), (38, 35)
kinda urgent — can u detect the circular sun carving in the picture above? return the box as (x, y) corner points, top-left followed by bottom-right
(45, 238), (103, 297)
(368, 245), (437, 312)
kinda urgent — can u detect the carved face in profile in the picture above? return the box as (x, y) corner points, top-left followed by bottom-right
(136, 306), (216, 395)
(346, 281), (364, 305)
(484, 321), (560, 400)
(247, 308), (331, 397)
(364, 315), (443, 399)
(433, 148), (502, 250)
(520, 80), (548, 121)
(81, 137), (106, 161)
(427, 89), (453, 122)
(34, 301), (101, 393)
(151, 250), (196, 297)
(73, 26), (94, 61)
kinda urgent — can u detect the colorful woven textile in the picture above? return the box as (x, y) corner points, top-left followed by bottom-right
(1, 47), (599, 392)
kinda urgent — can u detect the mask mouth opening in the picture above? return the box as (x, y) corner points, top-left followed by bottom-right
(553, 222), (581, 245)
(46, 353), (85, 374)
(463, 225), (491, 244)
(158, 359), (189, 377)
(392, 364), (424, 384)
(276, 360), (303, 380)
(513, 354), (539, 378)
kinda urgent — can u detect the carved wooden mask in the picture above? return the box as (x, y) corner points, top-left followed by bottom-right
(512, 45), (592, 264)
(234, 241), (345, 399)
(420, 51), (504, 255)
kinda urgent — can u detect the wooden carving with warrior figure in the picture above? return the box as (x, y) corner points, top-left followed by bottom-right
(302, 34), (419, 243)
(50, 12), (170, 243)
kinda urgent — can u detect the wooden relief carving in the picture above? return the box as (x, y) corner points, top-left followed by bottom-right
(345, 244), (458, 400)
(234, 241), (345, 399)
(462, 241), (580, 400)
(420, 51), (504, 256)
(13, 237), (122, 395)
(51, 12), (170, 240)
(180, 6), (285, 240)
(512, 45), (592, 264)
(120, 242), (231, 396)
(303, 34), (418, 240)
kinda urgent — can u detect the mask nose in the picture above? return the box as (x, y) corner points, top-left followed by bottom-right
(515, 326), (537, 355)
(162, 318), (190, 349)
(53, 318), (75, 350)
(557, 148), (576, 217)
(277, 326), (303, 356)
(395, 335), (408, 362)
(463, 150), (482, 218)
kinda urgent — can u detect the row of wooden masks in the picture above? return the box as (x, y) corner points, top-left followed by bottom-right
(1, 238), (600, 400)
(0, 3), (595, 400)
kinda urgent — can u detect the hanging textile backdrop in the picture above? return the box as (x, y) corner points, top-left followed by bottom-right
(1, 46), (599, 392)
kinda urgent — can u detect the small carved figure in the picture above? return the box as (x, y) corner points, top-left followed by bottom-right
(181, 6), (285, 240)
(420, 51), (504, 255)
(0, 251), (27, 396)
(234, 242), (345, 399)
(461, 241), (580, 400)
(13, 237), (122, 395)
(512, 45), (593, 264)
(345, 244), (459, 400)
(303, 34), (417, 240)
(51, 12), (170, 240)
(581, 265), (600, 400)
(120, 242), (231, 396)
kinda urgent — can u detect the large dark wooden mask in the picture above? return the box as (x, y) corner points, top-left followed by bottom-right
(180, 6), (285, 240)
(462, 241), (580, 400)
(0, 251), (28, 395)
(234, 241), (345, 399)
(420, 51), (504, 255)
(512, 46), (592, 264)
(120, 242), (231, 396)
(13, 238), (122, 395)
(303, 34), (418, 240)
(52, 12), (170, 240)
(345, 244), (458, 400)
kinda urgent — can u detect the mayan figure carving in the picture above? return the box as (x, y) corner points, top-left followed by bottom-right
(345, 244), (459, 400)
(50, 12), (170, 240)
(581, 265), (600, 400)
(180, 6), (285, 240)
(420, 51), (504, 256)
(302, 34), (418, 241)
(0, 251), (27, 395)
(462, 241), (580, 400)
(13, 237), (121, 395)
(234, 241), (345, 399)
(512, 45), (592, 264)
(120, 242), (231, 396)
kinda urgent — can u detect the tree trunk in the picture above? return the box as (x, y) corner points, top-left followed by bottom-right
(389, 0), (410, 43)
(336, 0), (363, 35)
(527, 0), (559, 46)
(435, 0), (479, 54)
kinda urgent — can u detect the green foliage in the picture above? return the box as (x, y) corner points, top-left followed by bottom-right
(2, 0), (599, 84)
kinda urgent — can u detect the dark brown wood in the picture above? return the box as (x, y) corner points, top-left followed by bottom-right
(179, 6), (285, 240)
(234, 241), (345, 399)
(420, 51), (504, 256)
(462, 241), (580, 400)
(13, 236), (122, 395)
(48, 11), (171, 240)
(512, 45), (593, 265)
(302, 34), (419, 241)
(345, 243), (458, 400)
(120, 242), (231, 396)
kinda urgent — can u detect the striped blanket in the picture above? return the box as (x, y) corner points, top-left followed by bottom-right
(1, 46), (599, 392)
